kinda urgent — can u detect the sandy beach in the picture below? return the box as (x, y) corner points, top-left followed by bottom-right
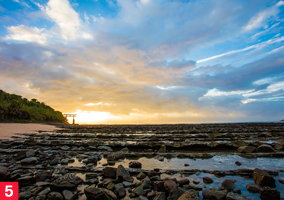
(0, 123), (62, 139)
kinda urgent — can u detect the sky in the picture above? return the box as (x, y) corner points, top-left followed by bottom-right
(0, 0), (284, 124)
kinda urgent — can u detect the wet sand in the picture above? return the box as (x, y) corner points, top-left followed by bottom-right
(0, 123), (62, 139)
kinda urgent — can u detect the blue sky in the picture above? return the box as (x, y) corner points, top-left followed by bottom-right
(0, 0), (284, 124)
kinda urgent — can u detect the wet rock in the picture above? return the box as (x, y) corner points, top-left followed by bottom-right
(129, 161), (142, 168)
(159, 145), (166, 153)
(123, 176), (134, 182)
(84, 156), (98, 164)
(139, 195), (148, 200)
(226, 192), (247, 200)
(259, 186), (280, 200)
(153, 192), (167, 200)
(278, 178), (284, 184)
(60, 159), (69, 165)
(256, 144), (276, 153)
(63, 190), (78, 200)
(116, 165), (130, 180)
(19, 191), (32, 199)
(167, 188), (185, 200)
(21, 157), (38, 165)
(123, 181), (134, 187)
(85, 185), (109, 200)
(103, 189), (117, 200)
(246, 183), (261, 193)
(114, 186), (126, 198)
(177, 189), (199, 200)
(137, 172), (147, 179)
(50, 173), (84, 192)
(26, 149), (35, 157)
(221, 179), (235, 191)
(237, 146), (256, 153)
(147, 191), (156, 199)
(178, 178), (189, 186)
(50, 158), (59, 166)
(86, 173), (97, 179)
(98, 145), (113, 151)
(38, 188), (51, 196)
(30, 187), (44, 196)
(61, 146), (70, 150)
(233, 189), (241, 194)
(155, 155), (165, 161)
(141, 177), (152, 189)
(183, 184), (202, 191)
(202, 189), (226, 200)
(17, 176), (34, 186)
(235, 161), (242, 166)
(193, 180), (200, 184)
(47, 192), (63, 200)
(203, 177), (213, 184)
(0, 166), (10, 181)
(252, 168), (276, 187)
(102, 167), (117, 178)
(133, 186), (146, 196)
(107, 151), (125, 161)
(164, 180), (177, 192)
(15, 151), (27, 160)
(154, 181), (166, 192)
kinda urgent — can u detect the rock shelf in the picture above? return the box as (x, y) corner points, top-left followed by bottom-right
(0, 122), (283, 199)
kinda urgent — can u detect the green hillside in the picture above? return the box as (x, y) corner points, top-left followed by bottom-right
(0, 89), (65, 123)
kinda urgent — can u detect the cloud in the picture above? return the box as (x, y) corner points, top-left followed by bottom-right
(244, 1), (284, 31)
(4, 25), (49, 44)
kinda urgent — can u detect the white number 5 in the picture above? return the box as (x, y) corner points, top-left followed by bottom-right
(5, 185), (13, 197)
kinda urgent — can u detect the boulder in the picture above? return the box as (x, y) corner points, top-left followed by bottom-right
(259, 186), (280, 200)
(47, 192), (63, 200)
(246, 183), (261, 193)
(221, 179), (235, 191)
(103, 189), (117, 200)
(203, 177), (213, 184)
(256, 144), (276, 153)
(252, 168), (276, 187)
(129, 161), (142, 168)
(237, 146), (256, 153)
(178, 178), (189, 186)
(102, 167), (117, 178)
(226, 192), (247, 200)
(50, 173), (84, 192)
(177, 189), (199, 200)
(164, 180), (177, 192)
(202, 189), (226, 200)
(116, 165), (130, 180)
(21, 157), (38, 165)
(141, 176), (152, 189)
(167, 188), (185, 200)
(0, 166), (10, 181)
(114, 186), (126, 198)
(84, 185), (109, 200)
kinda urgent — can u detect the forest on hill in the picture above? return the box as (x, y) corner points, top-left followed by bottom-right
(0, 89), (65, 123)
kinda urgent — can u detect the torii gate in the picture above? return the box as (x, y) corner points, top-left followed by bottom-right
(63, 114), (77, 124)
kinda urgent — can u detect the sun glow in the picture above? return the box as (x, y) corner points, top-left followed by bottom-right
(68, 110), (121, 124)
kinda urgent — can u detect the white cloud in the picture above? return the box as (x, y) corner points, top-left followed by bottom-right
(12, 0), (20, 3)
(4, 25), (49, 44)
(197, 36), (284, 63)
(45, 0), (82, 40)
(244, 1), (284, 31)
(141, 0), (151, 4)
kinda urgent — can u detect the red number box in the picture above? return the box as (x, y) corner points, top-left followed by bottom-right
(0, 182), (18, 200)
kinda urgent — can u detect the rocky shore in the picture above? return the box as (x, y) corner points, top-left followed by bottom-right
(0, 122), (284, 200)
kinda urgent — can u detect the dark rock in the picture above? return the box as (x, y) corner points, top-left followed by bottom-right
(259, 186), (280, 200)
(246, 183), (261, 193)
(154, 181), (166, 192)
(147, 191), (156, 199)
(137, 172), (147, 179)
(178, 178), (189, 186)
(129, 161), (142, 168)
(102, 167), (117, 178)
(103, 189), (117, 200)
(123, 181), (134, 187)
(35, 171), (52, 182)
(203, 177), (213, 184)
(30, 187), (44, 196)
(50, 158), (59, 166)
(107, 182), (115, 191)
(116, 165), (130, 180)
(177, 189), (199, 200)
(202, 189), (226, 200)
(256, 144), (276, 153)
(226, 193), (247, 200)
(221, 179), (235, 191)
(167, 188), (185, 200)
(26, 149), (35, 157)
(237, 146), (256, 153)
(164, 180), (177, 192)
(123, 176), (134, 182)
(193, 180), (200, 184)
(153, 192), (167, 200)
(159, 145), (166, 153)
(85, 185), (109, 200)
(278, 178), (284, 184)
(141, 176), (152, 189)
(235, 161), (242, 166)
(50, 173), (84, 192)
(21, 157), (37, 165)
(183, 184), (202, 191)
(15, 151), (27, 160)
(86, 173), (97, 179)
(233, 189), (241, 194)
(107, 151), (124, 161)
(16, 176), (34, 186)
(0, 166), (10, 181)
(252, 168), (276, 187)
(38, 188), (51, 196)
(62, 190), (76, 200)
(47, 192), (63, 200)
(19, 191), (32, 200)
(114, 186), (126, 198)
(133, 186), (146, 196)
